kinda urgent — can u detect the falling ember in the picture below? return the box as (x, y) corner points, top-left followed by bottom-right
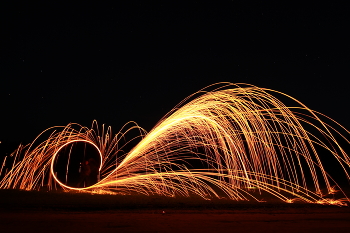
(0, 83), (349, 206)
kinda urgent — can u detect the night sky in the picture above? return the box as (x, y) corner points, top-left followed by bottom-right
(1, 2), (349, 154)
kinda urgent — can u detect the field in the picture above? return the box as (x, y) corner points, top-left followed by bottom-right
(0, 190), (349, 233)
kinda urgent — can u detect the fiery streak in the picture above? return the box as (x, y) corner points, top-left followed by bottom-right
(1, 83), (349, 206)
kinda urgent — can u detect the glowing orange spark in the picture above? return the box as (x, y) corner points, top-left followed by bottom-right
(0, 83), (349, 205)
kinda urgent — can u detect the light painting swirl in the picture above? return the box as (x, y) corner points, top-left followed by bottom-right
(1, 83), (349, 206)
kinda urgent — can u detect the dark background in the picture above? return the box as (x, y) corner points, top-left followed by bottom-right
(1, 2), (349, 155)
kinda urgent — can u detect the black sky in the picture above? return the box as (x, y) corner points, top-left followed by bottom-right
(1, 2), (349, 152)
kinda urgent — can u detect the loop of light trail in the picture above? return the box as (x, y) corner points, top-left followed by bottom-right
(1, 83), (349, 205)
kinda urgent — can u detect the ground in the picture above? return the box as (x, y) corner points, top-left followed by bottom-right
(0, 190), (349, 232)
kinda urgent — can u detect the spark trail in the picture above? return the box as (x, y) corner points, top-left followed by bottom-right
(1, 83), (349, 205)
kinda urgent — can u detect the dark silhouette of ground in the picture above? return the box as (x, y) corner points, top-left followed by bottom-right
(0, 190), (349, 232)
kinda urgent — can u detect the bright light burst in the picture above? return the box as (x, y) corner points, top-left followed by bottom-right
(1, 83), (349, 205)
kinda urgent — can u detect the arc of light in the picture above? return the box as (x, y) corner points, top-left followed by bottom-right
(50, 139), (103, 190)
